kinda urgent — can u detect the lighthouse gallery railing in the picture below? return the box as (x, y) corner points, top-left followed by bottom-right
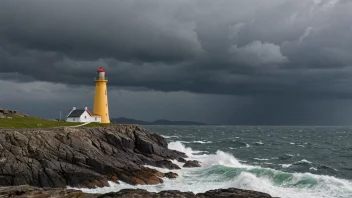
(94, 77), (108, 81)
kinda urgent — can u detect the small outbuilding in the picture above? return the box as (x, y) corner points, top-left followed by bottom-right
(66, 107), (101, 123)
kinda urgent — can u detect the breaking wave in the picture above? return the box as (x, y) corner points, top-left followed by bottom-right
(72, 141), (352, 198)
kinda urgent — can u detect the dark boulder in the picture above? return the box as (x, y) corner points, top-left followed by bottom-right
(155, 160), (181, 170)
(198, 188), (273, 198)
(183, 160), (201, 168)
(164, 172), (178, 179)
(177, 157), (187, 163)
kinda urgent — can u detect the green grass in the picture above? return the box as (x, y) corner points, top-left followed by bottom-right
(0, 114), (114, 129)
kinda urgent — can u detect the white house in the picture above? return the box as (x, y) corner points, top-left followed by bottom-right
(66, 107), (101, 123)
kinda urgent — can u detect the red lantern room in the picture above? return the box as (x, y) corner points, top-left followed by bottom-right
(96, 66), (106, 79)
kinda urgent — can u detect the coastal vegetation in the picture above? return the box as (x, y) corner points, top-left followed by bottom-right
(0, 110), (112, 128)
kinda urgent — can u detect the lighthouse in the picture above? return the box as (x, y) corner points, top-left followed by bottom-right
(93, 66), (110, 123)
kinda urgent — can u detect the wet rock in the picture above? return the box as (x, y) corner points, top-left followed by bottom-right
(177, 157), (187, 163)
(155, 160), (181, 169)
(0, 186), (274, 198)
(100, 188), (274, 198)
(0, 125), (186, 188)
(127, 168), (164, 185)
(183, 160), (201, 168)
(198, 188), (273, 198)
(0, 185), (95, 198)
(164, 172), (178, 179)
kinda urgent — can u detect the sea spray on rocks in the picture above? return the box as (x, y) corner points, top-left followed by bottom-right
(77, 139), (352, 198)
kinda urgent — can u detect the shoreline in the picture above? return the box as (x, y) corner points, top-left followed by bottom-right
(0, 185), (274, 198)
(0, 125), (274, 197)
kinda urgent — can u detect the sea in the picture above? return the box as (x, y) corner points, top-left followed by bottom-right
(73, 125), (352, 198)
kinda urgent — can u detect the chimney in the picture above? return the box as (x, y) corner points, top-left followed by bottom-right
(73, 107), (76, 110)
(85, 107), (88, 110)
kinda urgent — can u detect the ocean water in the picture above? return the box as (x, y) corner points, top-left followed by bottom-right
(73, 126), (352, 198)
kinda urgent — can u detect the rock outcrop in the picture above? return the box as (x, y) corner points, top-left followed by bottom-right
(0, 185), (91, 198)
(164, 172), (178, 179)
(0, 108), (27, 119)
(0, 125), (186, 188)
(106, 188), (274, 198)
(183, 160), (202, 168)
(0, 185), (274, 198)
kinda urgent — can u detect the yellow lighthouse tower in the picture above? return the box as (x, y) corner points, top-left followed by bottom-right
(93, 66), (110, 123)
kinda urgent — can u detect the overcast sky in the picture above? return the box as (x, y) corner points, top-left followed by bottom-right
(1, 0), (352, 125)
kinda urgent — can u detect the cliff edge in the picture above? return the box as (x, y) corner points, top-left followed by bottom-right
(0, 125), (186, 188)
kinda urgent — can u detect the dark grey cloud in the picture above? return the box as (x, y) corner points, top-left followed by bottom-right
(1, 0), (352, 125)
(0, 0), (202, 62)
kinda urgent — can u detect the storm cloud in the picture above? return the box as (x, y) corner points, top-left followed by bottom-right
(1, 0), (352, 125)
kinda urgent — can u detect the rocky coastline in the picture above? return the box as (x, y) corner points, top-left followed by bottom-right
(0, 185), (273, 197)
(0, 125), (274, 197)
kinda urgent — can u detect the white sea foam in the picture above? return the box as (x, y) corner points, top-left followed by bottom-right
(263, 162), (273, 165)
(192, 140), (212, 144)
(253, 158), (269, 161)
(198, 150), (247, 168)
(295, 159), (312, 164)
(168, 141), (204, 156)
(161, 135), (179, 139)
(310, 167), (318, 171)
(281, 164), (292, 168)
(70, 141), (352, 198)
(236, 143), (251, 149)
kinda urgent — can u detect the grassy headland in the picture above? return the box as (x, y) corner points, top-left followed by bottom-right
(0, 113), (113, 129)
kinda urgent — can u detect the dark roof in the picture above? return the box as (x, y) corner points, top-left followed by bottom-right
(67, 110), (85, 118)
